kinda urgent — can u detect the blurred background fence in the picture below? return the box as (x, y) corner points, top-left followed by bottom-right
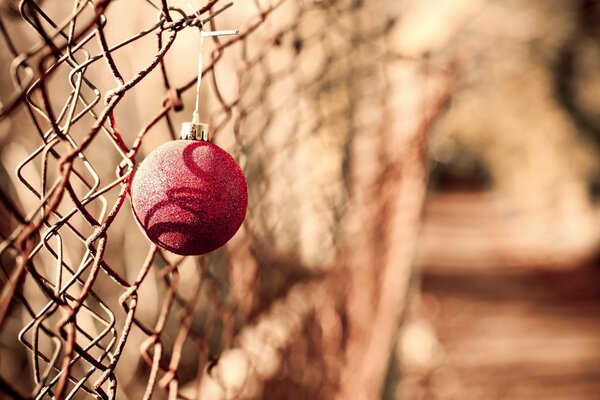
(1, 0), (600, 399)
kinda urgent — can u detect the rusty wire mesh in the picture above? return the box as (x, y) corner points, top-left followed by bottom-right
(0, 0), (453, 399)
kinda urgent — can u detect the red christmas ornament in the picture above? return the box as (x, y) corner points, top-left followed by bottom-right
(130, 20), (246, 255)
(130, 137), (248, 256)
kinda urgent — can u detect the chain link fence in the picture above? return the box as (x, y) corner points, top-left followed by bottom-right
(0, 0), (453, 398)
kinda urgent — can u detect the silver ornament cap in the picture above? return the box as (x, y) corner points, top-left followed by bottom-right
(180, 121), (209, 141)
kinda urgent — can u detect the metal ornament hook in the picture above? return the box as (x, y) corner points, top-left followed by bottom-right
(180, 3), (239, 141)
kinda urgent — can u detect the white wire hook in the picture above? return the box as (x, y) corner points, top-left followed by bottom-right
(192, 28), (239, 124)
(179, 1), (239, 140)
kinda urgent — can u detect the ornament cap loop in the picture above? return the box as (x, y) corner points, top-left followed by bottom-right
(180, 122), (210, 141)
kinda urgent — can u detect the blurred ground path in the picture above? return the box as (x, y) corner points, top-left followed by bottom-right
(399, 191), (600, 400)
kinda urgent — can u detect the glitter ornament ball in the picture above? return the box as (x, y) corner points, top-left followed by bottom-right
(130, 140), (248, 256)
